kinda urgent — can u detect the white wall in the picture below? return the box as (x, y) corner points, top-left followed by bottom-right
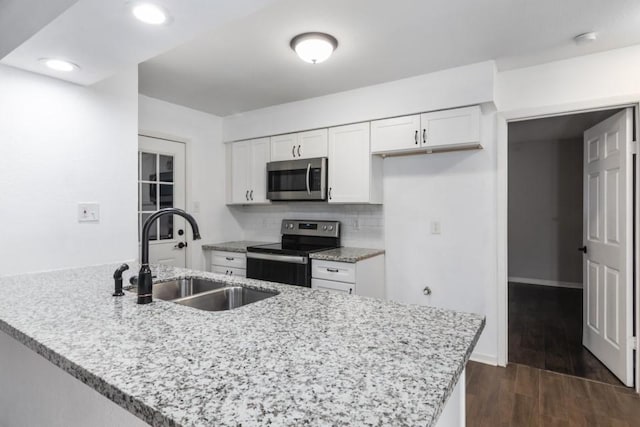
(138, 95), (243, 270)
(222, 61), (499, 361)
(508, 138), (583, 286)
(223, 61), (495, 141)
(496, 44), (640, 114)
(0, 64), (138, 276)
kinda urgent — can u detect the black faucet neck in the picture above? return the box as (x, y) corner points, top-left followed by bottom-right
(138, 208), (201, 304)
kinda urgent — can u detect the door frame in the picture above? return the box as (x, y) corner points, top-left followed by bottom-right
(138, 130), (192, 269)
(496, 98), (640, 392)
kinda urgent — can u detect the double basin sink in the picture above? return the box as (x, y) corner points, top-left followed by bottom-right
(129, 277), (278, 311)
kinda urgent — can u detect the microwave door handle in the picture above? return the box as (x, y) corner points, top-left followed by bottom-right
(306, 163), (311, 195)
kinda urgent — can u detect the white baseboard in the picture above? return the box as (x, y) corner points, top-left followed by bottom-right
(469, 352), (498, 366)
(508, 276), (583, 289)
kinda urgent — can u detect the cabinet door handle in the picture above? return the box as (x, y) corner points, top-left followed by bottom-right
(328, 187), (332, 200)
(414, 130), (418, 145)
(349, 288), (353, 295)
(326, 268), (339, 273)
(423, 129), (426, 144)
(225, 257), (235, 261)
(225, 270), (229, 275)
(245, 190), (249, 201)
(292, 145), (296, 157)
(297, 145), (301, 157)
(250, 190), (253, 200)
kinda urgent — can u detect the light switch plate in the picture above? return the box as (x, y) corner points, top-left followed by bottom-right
(78, 203), (100, 223)
(430, 221), (441, 234)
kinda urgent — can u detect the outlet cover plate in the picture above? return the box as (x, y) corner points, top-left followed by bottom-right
(78, 203), (100, 223)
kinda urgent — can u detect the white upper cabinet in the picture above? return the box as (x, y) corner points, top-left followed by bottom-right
(421, 105), (480, 150)
(228, 138), (270, 205)
(249, 138), (270, 203)
(270, 133), (298, 161)
(297, 129), (328, 159)
(371, 106), (481, 155)
(328, 122), (382, 204)
(230, 140), (250, 204)
(370, 114), (421, 154)
(270, 129), (328, 161)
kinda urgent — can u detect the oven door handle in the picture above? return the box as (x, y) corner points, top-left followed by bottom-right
(247, 252), (308, 264)
(306, 162), (311, 195)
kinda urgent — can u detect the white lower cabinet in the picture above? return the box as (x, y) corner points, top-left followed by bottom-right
(208, 250), (246, 278)
(311, 255), (385, 299)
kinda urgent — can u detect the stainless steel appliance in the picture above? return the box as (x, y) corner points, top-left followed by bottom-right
(246, 219), (340, 287)
(267, 157), (327, 201)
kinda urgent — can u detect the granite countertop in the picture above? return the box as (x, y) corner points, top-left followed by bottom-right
(201, 241), (385, 263)
(201, 240), (270, 253)
(0, 264), (484, 426)
(310, 247), (385, 263)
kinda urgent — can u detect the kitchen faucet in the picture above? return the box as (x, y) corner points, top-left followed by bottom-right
(138, 208), (201, 304)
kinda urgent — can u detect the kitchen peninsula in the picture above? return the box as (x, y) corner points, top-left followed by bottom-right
(0, 264), (484, 426)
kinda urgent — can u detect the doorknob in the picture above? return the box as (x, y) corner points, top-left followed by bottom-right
(578, 246), (587, 254)
(174, 242), (187, 249)
(178, 229), (184, 236)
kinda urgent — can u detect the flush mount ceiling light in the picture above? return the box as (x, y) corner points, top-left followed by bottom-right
(290, 32), (338, 64)
(40, 58), (79, 72)
(574, 32), (597, 45)
(132, 3), (168, 25)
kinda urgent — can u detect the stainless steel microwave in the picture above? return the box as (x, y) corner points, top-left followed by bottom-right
(267, 157), (327, 201)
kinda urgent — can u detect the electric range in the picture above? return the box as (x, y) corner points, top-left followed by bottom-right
(246, 219), (340, 287)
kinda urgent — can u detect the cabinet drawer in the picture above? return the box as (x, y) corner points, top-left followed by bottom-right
(210, 251), (246, 269)
(312, 278), (354, 295)
(211, 265), (246, 277)
(312, 260), (356, 283)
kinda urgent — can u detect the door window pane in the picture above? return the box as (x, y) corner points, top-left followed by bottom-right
(140, 213), (158, 241)
(141, 183), (157, 211)
(159, 155), (174, 183)
(159, 184), (173, 209)
(140, 152), (156, 181)
(159, 215), (173, 240)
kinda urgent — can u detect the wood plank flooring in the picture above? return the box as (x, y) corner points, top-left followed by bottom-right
(466, 361), (640, 426)
(509, 282), (622, 386)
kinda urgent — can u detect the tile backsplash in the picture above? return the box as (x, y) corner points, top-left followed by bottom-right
(228, 203), (384, 248)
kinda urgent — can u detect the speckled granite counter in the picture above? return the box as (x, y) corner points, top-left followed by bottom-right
(0, 264), (484, 426)
(201, 240), (270, 253)
(311, 247), (385, 263)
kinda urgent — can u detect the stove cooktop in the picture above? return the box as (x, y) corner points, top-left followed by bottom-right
(247, 242), (338, 257)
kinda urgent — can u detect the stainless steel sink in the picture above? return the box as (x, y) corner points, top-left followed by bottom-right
(173, 286), (278, 311)
(127, 277), (278, 311)
(128, 277), (227, 301)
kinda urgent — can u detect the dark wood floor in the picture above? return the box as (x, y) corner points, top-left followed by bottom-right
(466, 361), (640, 426)
(509, 282), (623, 387)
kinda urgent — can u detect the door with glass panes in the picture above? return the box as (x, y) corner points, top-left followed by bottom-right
(138, 135), (187, 267)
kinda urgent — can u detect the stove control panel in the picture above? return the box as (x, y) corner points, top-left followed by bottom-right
(281, 220), (340, 238)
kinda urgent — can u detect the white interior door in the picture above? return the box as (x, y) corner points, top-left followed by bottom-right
(582, 108), (634, 386)
(138, 135), (187, 267)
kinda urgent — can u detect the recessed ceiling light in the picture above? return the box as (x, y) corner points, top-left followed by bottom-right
(40, 58), (79, 72)
(290, 32), (338, 64)
(574, 32), (597, 45)
(132, 3), (168, 25)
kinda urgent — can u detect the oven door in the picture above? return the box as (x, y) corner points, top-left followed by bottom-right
(267, 157), (327, 201)
(246, 252), (311, 287)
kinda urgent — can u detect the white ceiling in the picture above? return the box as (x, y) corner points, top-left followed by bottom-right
(139, 0), (640, 116)
(0, 0), (278, 85)
(508, 109), (622, 144)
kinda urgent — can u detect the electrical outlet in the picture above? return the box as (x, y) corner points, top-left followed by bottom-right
(430, 221), (441, 235)
(78, 203), (100, 223)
